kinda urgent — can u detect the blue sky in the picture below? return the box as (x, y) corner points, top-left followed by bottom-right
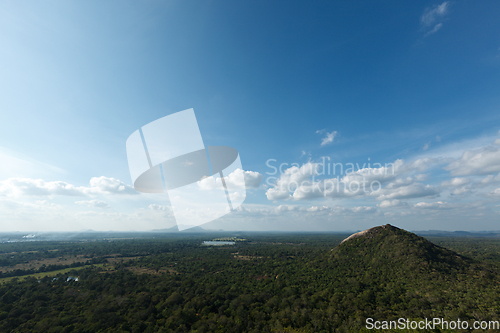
(1, 1), (500, 232)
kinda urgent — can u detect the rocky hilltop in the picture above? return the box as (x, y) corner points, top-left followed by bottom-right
(332, 224), (475, 276)
(340, 224), (396, 244)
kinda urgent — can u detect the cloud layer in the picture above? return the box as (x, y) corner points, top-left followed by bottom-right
(0, 176), (138, 197)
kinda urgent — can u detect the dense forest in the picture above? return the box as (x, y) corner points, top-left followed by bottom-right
(1, 226), (500, 332)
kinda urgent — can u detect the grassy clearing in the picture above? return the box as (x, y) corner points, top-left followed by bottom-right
(0, 264), (105, 283)
(0, 254), (88, 273)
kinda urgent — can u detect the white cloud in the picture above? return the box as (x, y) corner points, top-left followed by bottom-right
(0, 176), (138, 197)
(265, 162), (319, 200)
(351, 206), (377, 214)
(198, 169), (263, 191)
(148, 204), (170, 211)
(421, 2), (449, 27)
(75, 200), (110, 209)
(379, 199), (405, 208)
(376, 183), (439, 200)
(415, 174), (429, 181)
(341, 159), (405, 185)
(441, 177), (470, 187)
(265, 158), (443, 202)
(384, 177), (416, 189)
(405, 158), (442, 172)
(228, 191), (244, 202)
(424, 23), (443, 37)
(422, 142), (431, 151)
(320, 131), (338, 146)
(450, 187), (471, 196)
(236, 203), (378, 218)
(266, 188), (292, 201)
(88, 176), (138, 195)
(415, 134), (500, 161)
(480, 174), (500, 185)
(306, 205), (329, 212)
(228, 169), (263, 188)
(414, 201), (453, 210)
(445, 144), (500, 176)
(291, 178), (347, 200)
(0, 178), (86, 197)
(420, 2), (449, 37)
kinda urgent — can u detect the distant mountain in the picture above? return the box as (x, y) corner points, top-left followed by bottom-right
(415, 229), (500, 237)
(151, 226), (180, 232)
(180, 226), (206, 233)
(150, 225), (225, 233)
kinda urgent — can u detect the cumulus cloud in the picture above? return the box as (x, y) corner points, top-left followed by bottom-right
(480, 174), (500, 185)
(441, 177), (470, 187)
(265, 162), (319, 201)
(383, 177), (416, 189)
(0, 176), (138, 197)
(414, 174), (429, 181)
(445, 144), (500, 176)
(378, 199), (405, 208)
(350, 206), (377, 214)
(439, 177), (473, 196)
(413, 201), (454, 210)
(88, 176), (138, 195)
(257, 134), (500, 230)
(265, 159), (438, 202)
(341, 159), (404, 185)
(405, 158), (443, 172)
(75, 200), (110, 209)
(228, 169), (263, 188)
(266, 188), (292, 201)
(235, 204), (378, 217)
(306, 205), (330, 212)
(198, 169), (263, 191)
(290, 178), (351, 201)
(450, 187), (471, 196)
(376, 183), (439, 201)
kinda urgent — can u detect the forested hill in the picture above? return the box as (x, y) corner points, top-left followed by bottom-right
(331, 224), (476, 276)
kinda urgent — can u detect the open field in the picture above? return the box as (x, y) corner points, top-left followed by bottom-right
(0, 254), (88, 273)
(0, 264), (105, 283)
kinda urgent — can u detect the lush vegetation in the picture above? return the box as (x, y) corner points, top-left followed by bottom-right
(1, 228), (500, 332)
